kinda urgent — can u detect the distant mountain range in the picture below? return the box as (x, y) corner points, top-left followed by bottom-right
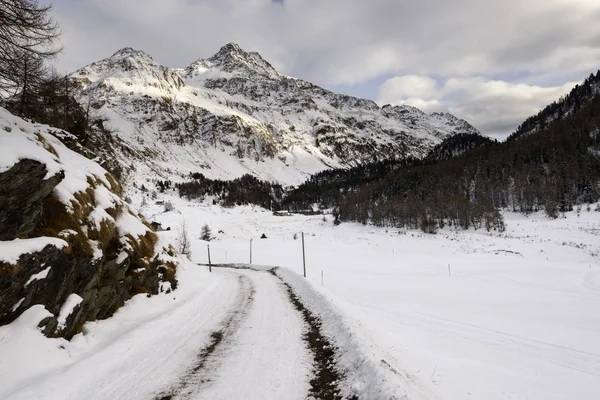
(69, 43), (481, 185)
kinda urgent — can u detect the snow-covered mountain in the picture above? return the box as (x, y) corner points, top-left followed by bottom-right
(71, 43), (480, 185)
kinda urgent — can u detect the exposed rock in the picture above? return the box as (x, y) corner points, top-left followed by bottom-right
(0, 160), (64, 240)
(0, 119), (179, 340)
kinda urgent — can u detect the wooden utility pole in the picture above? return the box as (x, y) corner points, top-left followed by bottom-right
(207, 245), (212, 272)
(302, 232), (306, 278)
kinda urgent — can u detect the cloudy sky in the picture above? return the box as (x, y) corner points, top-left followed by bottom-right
(49, 0), (600, 139)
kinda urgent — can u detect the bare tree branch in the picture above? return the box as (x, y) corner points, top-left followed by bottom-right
(0, 0), (61, 97)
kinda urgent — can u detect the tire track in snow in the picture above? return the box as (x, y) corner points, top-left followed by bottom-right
(155, 275), (256, 400)
(267, 268), (355, 400)
(194, 264), (354, 399)
(157, 265), (354, 400)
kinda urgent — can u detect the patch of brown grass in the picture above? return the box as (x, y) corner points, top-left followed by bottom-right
(105, 202), (124, 220)
(105, 173), (123, 196)
(35, 195), (94, 258)
(88, 219), (119, 258)
(130, 285), (149, 296)
(160, 260), (178, 290)
(35, 132), (59, 157)
(0, 261), (18, 278)
(71, 187), (96, 222)
(125, 231), (158, 262)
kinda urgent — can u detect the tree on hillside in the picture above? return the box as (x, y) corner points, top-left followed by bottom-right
(14, 50), (46, 115)
(201, 224), (212, 241)
(0, 0), (60, 98)
(178, 220), (191, 259)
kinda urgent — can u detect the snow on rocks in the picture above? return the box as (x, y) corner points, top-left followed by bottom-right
(11, 298), (25, 312)
(57, 294), (84, 330)
(116, 210), (152, 238)
(0, 108), (62, 179)
(0, 107), (179, 341)
(0, 237), (67, 265)
(24, 266), (52, 287)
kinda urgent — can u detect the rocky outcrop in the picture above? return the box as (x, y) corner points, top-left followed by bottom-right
(0, 160), (64, 241)
(0, 114), (179, 340)
(0, 236), (175, 340)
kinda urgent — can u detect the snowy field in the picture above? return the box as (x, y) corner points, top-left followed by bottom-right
(144, 195), (600, 400)
(2, 191), (600, 399)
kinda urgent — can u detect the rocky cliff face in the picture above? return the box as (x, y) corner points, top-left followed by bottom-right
(70, 43), (481, 185)
(0, 108), (179, 340)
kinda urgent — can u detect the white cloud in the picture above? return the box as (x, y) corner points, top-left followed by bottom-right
(47, 0), (600, 137)
(399, 99), (448, 114)
(447, 79), (579, 138)
(377, 75), (579, 138)
(50, 0), (600, 81)
(378, 75), (440, 104)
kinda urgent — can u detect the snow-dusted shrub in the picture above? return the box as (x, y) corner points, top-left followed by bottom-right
(164, 201), (174, 212)
(420, 216), (438, 234)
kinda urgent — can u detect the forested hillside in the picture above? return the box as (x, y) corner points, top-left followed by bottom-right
(424, 132), (496, 162)
(285, 74), (600, 232)
(343, 93), (600, 229)
(509, 70), (600, 140)
(176, 173), (285, 209)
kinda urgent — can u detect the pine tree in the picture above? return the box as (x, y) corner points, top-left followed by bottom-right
(201, 224), (212, 241)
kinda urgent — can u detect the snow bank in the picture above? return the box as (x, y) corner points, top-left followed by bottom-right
(0, 108), (62, 178)
(0, 237), (67, 264)
(57, 294), (84, 330)
(0, 305), (71, 395)
(274, 267), (435, 400)
(230, 262), (433, 399)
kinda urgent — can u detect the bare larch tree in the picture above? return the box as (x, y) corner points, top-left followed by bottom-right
(0, 0), (61, 98)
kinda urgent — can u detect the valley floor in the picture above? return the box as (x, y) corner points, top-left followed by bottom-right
(2, 195), (600, 400)
(147, 197), (600, 400)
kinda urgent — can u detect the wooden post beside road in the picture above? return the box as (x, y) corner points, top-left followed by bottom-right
(207, 244), (212, 273)
(302, 232), (306, 278)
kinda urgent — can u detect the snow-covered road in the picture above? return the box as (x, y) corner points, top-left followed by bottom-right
(2, 267), (311, 400)
(158, 268), (311, 400)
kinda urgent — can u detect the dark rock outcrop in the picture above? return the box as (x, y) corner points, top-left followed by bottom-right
(0, 159), (178, 340)
(0, 160), (64, 240)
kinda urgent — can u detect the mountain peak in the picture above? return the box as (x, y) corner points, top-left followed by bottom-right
(110, 47), (153, 61)
(188, 43), (281, 80)
(215, 42), (245, 56)
(71, 46), (184, 91)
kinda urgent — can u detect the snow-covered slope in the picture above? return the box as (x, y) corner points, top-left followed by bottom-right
(0, 107), (179, 340)
(71, 43), (480, 185)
